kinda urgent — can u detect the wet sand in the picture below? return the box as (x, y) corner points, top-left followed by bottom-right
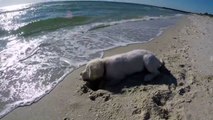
(2, 14), (213, 120)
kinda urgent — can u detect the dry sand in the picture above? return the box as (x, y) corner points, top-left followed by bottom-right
(1, 14), (213, 120)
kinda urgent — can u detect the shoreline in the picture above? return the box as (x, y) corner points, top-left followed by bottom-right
(2, 14), (213, 120)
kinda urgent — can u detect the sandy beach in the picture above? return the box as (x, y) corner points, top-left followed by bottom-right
(1, 14), (213, 120)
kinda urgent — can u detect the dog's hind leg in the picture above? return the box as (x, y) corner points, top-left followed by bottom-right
(143, 54), (161, 82)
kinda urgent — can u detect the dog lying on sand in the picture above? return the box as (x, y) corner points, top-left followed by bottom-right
(80, 49), (164, 89)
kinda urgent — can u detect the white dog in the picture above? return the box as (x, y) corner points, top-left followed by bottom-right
(80, 49), (163, 87)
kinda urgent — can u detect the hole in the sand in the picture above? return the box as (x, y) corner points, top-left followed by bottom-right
(144, 111), (151, 120)
(80, 85), (89, 94)
(63, 117), (70, 120)
(159, 109), (169, 119)
(178, 86), (190, 95)
(85, 80), (102, 91)
(152, 92), (171, 106)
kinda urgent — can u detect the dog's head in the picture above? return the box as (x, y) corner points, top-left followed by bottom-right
(80, 58), (105, 82)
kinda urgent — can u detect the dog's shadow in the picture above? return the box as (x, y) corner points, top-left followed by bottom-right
(85, 66), (177, 94)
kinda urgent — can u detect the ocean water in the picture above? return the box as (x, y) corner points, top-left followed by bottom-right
(0, 1), (185, 118)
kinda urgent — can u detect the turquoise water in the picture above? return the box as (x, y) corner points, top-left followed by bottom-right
(0, 1), (185, 118)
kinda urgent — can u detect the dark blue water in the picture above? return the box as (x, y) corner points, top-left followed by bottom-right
(0, 1), (185, 118)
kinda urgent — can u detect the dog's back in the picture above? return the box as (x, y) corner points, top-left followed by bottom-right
(103, 49), (151, 84)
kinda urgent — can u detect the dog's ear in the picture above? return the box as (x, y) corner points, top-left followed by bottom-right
(89, 64), (98, 80)
(89, 60), (104, 80)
